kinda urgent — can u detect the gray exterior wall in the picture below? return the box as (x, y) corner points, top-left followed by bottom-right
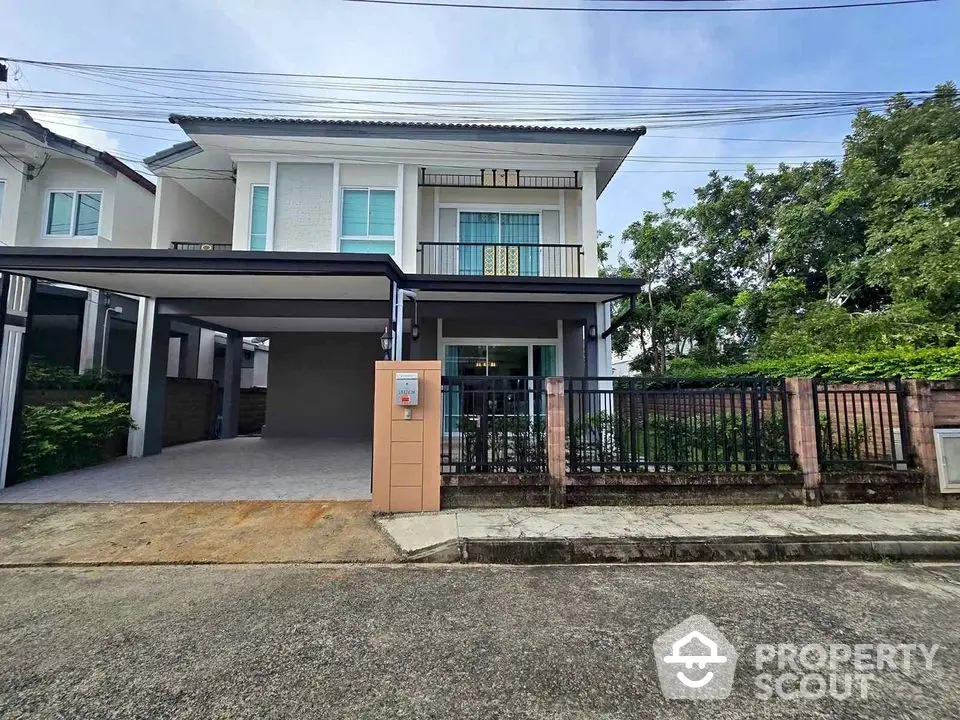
(264, 332), (381, 438)
(408, 300), (595, 375)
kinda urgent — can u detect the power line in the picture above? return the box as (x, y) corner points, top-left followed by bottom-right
(343, 0), (940, 12)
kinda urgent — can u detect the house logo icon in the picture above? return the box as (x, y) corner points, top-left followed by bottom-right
(653, 616), (738, 700)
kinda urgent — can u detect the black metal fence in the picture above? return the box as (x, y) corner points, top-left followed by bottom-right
(171, 241), (232, 251)
(812, 379), (908, 469)
(565, 377), (793, 473)
(418, 242), (583, 278)
(441, 376), (547, 474)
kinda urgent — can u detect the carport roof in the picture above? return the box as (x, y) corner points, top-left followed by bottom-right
(0, 248), (645, 303)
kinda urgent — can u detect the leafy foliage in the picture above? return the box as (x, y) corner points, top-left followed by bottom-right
(25, 361), (130, 397)
(669, 346), (960, 381)
(19, 397), (134, 480)
(608, 85), (960, 375)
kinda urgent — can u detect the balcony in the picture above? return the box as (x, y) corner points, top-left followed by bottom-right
(419, 168), (581, 190)
(171, 241), (232, 251)
(418, 242), (583, 278)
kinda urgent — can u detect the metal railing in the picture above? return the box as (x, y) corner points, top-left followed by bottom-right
(565, 377), (793, 473)
(441, 376), (547, 474)
(171, 241), (232, 251)
(418, 242), (583, 278)
(812, 379), (908, 469)
(419, 169), (580, 189)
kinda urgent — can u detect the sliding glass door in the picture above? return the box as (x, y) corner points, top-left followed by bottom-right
(458, 212), (541, 276)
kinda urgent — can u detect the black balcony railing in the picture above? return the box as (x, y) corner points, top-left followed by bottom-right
(418, 242), (583, 278)
(420, 168), (580, 189)
(171, 241), (232, 251)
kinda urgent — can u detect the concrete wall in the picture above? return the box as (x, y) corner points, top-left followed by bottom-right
(112, 173), (156, 248)
(264, 332), (381, 438)
(0, 163), (26, 246)
(274, 163), (333, 252)
(153, 176), (231, 249)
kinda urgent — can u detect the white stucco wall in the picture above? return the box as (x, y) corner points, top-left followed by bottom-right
(1, 158), (155, 250)
(232, 162), (270, 250)
(152, 176), (230, 249)
(339, 163), (397, 188)
(112, 174), (156, 249)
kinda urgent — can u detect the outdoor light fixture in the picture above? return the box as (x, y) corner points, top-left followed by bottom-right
(587, 324), (598, 340)
(411, 323), (420, 341)
(380, 326), (393, 359)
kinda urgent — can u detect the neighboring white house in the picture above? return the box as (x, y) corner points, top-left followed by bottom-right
(0, 109), (156, 372)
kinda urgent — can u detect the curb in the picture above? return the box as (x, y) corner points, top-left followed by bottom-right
(403, 535), (960, 564)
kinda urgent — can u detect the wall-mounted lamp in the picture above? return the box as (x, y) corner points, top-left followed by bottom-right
(411, 323), (420, 341)
(587, 324), (598, 340)
(380, 326), (393, 359)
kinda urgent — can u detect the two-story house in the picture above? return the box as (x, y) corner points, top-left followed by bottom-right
(0, 115), (648, 490)
(0, 109), (156, 373)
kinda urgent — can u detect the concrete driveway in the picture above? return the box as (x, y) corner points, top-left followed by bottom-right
(0, 563), (957, 719)
(0, 437), (372, 502)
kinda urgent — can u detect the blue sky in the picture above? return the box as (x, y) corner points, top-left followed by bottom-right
(2, 0), (957, 248)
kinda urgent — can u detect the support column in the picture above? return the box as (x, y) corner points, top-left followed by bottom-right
(903, 380), (941, 507)
(180, 325), (201, 379)
(128, 298), (171, 457)
(786, 377), (822, 506)
(0, 274), (34, 487)
(580, 169), (598, 276)
(546, 377), (567, 508)
(197, 329), (216, 379)
(78, 289), (106, 373)
(221, 332), (242, 439)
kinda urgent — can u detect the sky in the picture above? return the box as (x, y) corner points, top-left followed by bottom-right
(2, 0), (958, 255)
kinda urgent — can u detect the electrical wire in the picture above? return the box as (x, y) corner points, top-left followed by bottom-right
(343, 0), (940, 12)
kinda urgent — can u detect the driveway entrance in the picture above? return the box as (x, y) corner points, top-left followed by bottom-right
(0, 437), (371, 502)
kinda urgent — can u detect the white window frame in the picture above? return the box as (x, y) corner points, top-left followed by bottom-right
(0, 180), (6, 226)
(42, 189), (104, 239)
(249, 184), (270, 251)
(338, 186), (397, 254)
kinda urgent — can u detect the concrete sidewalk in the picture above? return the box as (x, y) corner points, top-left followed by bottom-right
(377, 504), (960, 563)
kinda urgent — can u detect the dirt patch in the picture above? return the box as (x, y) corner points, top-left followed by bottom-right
(0, 501), (398, 565)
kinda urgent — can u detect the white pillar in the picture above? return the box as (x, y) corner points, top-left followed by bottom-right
(78, 289), (101, 372)
(596, 302), (613, 391)
(0, 275), (32, 487)
(128, 298), (169, 457)
(580, 170), (598, 277)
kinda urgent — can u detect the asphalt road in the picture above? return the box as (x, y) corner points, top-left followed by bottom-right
(0, 563), (958, 719)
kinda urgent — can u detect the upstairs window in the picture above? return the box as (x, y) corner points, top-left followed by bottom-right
(44, 191), (102, 237)
(340, 188), (395, 254)
(249, 185), (269, 250)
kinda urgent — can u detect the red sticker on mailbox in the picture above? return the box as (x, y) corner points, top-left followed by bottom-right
(400, 395), (410, 404)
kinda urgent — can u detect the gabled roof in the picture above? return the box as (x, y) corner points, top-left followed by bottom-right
(169, 114), (646, 145)
(0, 109), (156, 194)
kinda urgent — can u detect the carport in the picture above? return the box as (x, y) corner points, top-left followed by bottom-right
(0, 249), (407, 498)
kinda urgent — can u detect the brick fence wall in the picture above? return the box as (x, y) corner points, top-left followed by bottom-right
(239, 388), (267, 435)
(163, 378), (219, 447)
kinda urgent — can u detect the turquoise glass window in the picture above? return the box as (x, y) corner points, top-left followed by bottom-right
(249, 185), (269, 250)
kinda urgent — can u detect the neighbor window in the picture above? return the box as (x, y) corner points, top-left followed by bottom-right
(340, 188), (395, 254)
(249, 185), (269, 250)
(44, 191), (102, 237)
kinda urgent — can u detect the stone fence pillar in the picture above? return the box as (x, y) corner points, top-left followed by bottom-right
(903, 380), (941, 507)
(545, 377), (567, 508)
(785, 378), (822, 506)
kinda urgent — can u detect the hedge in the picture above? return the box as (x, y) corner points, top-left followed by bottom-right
(668, 346), (960, 381)
(19, 396), (134, 480)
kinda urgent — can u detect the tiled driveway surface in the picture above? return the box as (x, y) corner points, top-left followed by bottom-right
(0, 437), (372, 502)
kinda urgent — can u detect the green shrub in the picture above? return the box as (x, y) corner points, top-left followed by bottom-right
(25, 361), (129, 397)
(667, 346), (960, 381)
(19, 396), (134, 480)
